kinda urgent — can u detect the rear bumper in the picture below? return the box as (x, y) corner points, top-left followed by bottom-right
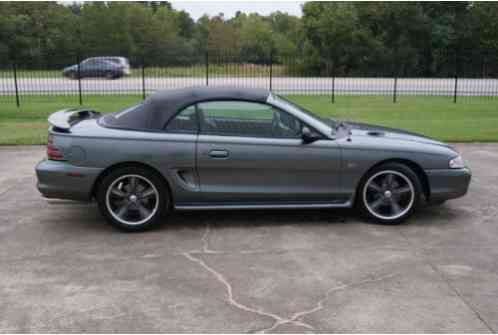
(425, 167), (471, 203)
(35, 160), (103, 201)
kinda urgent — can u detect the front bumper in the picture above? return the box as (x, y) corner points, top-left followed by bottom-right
(36, 160), (103, 201)
(425, 167), (471, 202)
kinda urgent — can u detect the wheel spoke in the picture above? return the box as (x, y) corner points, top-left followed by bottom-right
(370, 197), (384, 210)
(130, 177), (137, 192)
(116, 202), (130, 218)
(393, 186), (411, 195)
(385, 174), (394, 187)
(139, 188), (156, 199)
(111, 188), (127, 198)
(136, 203), (151, 219)
(390, 199), (402, 215)
(368, 181), (382, 192)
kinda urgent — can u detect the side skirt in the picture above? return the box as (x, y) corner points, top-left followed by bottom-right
(174, 201), (352, 211)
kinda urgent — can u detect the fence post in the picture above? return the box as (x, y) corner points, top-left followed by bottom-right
(393, 50), (398, 103)
(12, 62), (20, 107)
(141, 56), (146, 100)
(269, 50), (273, 92)
(453, 75), (458, 103)
(453, 51), (458, 103)
(393, 76), (398, 103)
(77, 53), (82, 105)
(205, 51), (209, 86)
(331, 62), (335, 104)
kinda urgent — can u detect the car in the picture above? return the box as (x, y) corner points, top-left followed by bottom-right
(62, 56), (131, 79)
(35, 87), (471, 231)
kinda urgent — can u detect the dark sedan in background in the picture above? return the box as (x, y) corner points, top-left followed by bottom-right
(63, 56), (131, 79)
(36, 87), (471, 231)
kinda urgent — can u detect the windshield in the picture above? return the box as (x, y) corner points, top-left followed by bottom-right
(270, 94), (337, 131)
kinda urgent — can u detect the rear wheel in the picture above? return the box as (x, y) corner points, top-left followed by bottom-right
(358, 163), (422, 224)
(97, 166), (169, 231)
(105, 71), (115, 79)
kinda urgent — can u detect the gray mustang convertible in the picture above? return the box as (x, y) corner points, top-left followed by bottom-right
(36, 87), (471, 231)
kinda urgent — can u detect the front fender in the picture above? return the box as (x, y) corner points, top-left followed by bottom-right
(338, 137), (457, 198)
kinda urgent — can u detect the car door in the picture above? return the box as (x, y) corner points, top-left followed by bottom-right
(196, 100), (344, 204)
(80, 59), (97, 77)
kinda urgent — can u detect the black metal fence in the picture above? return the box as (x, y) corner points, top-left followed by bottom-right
(1, 50), (498, 107)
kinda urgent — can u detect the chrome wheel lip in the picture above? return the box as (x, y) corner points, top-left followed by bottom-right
(363, 170), (415, 221)
(105, 174), (159, 226)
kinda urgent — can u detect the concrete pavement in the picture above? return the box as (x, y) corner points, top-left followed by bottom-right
(0, 144), (497, 332)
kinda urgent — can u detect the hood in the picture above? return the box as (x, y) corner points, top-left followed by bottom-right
(346, 121), (449, 147)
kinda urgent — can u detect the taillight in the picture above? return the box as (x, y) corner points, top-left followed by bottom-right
(47, 135), (66, 161)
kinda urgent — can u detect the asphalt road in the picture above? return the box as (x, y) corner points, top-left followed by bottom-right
(1, 77), (498, 96)
(1, 144), (498, 332)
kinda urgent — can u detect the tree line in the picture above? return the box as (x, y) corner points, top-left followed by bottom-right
(0, 1), (497, 76)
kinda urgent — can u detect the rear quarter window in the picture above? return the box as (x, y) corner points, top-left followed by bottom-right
(102, 104), (148, 129)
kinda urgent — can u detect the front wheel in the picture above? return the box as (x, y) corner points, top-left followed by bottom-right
(358, 163), (422, 224)
(105, 71), (116, 79)
(97, 166), (169, 231)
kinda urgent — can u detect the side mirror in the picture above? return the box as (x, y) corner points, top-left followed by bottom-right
(302, 126), (321, 144)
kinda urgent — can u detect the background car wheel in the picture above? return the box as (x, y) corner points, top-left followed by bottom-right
(105, 72), (115, 79)
(97, 166), (169, 232)
(69, 72), (77, 79)
(358, 163), (422, 224)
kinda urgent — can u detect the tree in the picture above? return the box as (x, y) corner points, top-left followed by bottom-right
(238, 14), (274, 63)
(1, 1), (497, 76)
(302, 2), (374, 74)
(206, 15), (240, 55)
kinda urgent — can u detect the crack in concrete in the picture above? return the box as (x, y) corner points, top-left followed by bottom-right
(183, 223), (316, 331)
(258, 273), (399, 333)
(200, 223), (217, 254)
(185, 223), (400, 333)
(183, 252), (315, 331)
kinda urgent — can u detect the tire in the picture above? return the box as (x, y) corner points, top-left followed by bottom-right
(97, 166), (169, 232)
(427, 200), (446, 207)
(105, 71), (115, 79)
(68, 72), (77, 79)
(357, 163), (422, 224)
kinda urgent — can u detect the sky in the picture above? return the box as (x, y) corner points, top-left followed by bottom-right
(170, 1), (305, 20)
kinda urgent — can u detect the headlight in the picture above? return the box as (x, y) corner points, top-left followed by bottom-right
(449, 155), (465, 169)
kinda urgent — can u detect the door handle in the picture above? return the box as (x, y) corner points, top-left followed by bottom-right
(208, 149), (229, 158)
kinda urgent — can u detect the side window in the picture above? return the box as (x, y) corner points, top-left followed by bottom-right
(165, 105), (198, 133)
(198, 100), (302, 138)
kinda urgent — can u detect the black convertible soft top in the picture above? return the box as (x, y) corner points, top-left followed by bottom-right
(102, 86), (270, 130)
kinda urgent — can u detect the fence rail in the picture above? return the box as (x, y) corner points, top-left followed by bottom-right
(1, 50), (497, 107)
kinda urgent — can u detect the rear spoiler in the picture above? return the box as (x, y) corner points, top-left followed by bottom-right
(48, 108), (101, 131)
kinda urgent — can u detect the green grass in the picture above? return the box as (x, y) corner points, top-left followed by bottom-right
(0, 94), (497, 144)
(0, 95), (142, 144)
